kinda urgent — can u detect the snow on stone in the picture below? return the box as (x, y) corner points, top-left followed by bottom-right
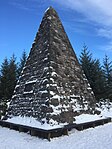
(87, 87), (92, 90)
(44, 41), (47, 44)
(52, 95), (60, 99)
(51, 72), (57, 76)
(45, 7), (50, 13)
(83, 103), (88, 111)
(83, 78), (88, 81)
(62, 104), (70, 109)
(42, 79), (49, 84)
(70, 94), (80, 98)
(43, 57), (48, 61)
(50, 84), (58, 87)
(49, 119), (59, 125)
(12, 94), (17, 98)
(50, 91), (55, 95)
(50, 78), (54, 83)
(46, 84), (49, 87)
(50, 104), (62, 115)
(39, 50), (42, 53)
(43, 67), (49, 71)
(72, 105), (82, 112)
(15, 85), (20, 88)
(88, 83), (90, 86)
(91, 91), (94, 94)
(48, 16), (52, 20)
(24, 90), (33, 94)
(50, 104), (70, 116)
(39, 90), (48, 94)
(25, 79), (37, 84)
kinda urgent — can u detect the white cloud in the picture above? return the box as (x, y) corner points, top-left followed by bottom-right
(54, 0), (112, 42)
(97, 28), (112, 39)
(98, 41), (112, 53)
(11, 2), (31, 11)
(54, 0), (112, 27)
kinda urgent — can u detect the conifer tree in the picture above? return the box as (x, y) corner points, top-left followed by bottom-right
(91, 59), (105, 99)
(0, 58), (10, 102)
(103, 55), (112, 85)
(80, 45), (94, 88)
(8, 54), (18, 101)
(102, 55), (112, 100)
(18, 50), (27, 77)
(0, 58), (10, 117)
(80, 45), (105, 100)
(0, 55), (18, 117)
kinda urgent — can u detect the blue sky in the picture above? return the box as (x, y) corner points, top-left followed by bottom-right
(0, 0), (112, 64)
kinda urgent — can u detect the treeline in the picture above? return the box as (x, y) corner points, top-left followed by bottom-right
(80, 45), (112, 101)
(0, 51), (27, 117)
(0, 46), (112, 117)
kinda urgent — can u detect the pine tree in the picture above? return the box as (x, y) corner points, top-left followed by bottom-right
(0, 55), (18, 117)
(0, 58), (10, 102)
(8, 54), (18, 101)
(80, 45), (93, 80)
(18, 50), (27, 77)
(91, 59), (105, 99)
(102, 55), (112, 100)
(0, 58), (10, 117)
(103, 55), (112, 85)
(80, 45), (96, 89)
(80, 45), (105, 100)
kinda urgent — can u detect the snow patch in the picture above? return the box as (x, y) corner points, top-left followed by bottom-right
(51, 72), (57, 76)
(43, 58), (48, 61)
(45, 7), (50, 12)
(52, 95), (60, 99)
(0, 123), (112, 148)
(24, 90), (33, 94)
(75, 114), (105, 124)
(25, 79), (37, 84)
(15, 85), (20, 88)
(48, 16), (52, 20)
(50, 91), (55, 95)
(39, 90), (48, 94)
(6, 116), (63, 130)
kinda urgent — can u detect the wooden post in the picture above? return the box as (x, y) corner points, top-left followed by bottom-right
(102, 120), (104, 125)
(30, 130), (37, 136)
(10, 124), (13, 129)
(48, 133), (51, 141)
(93, 123), (95, 128)
(108, 118), (111, 122)
(80, 125), (83, 130)
(19, 127), (24, 132)
(63, 129), (68, 135)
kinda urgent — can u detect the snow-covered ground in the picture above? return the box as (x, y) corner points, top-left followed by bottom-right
(0, 123), (112, 149)
(0, 101), (111, 149)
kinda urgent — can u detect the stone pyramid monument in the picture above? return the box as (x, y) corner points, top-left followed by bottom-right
(7, 7), (96, 125)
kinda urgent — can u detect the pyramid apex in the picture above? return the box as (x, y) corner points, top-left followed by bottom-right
(45, 6), (56, 13)
(49, 6), (54, 9)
